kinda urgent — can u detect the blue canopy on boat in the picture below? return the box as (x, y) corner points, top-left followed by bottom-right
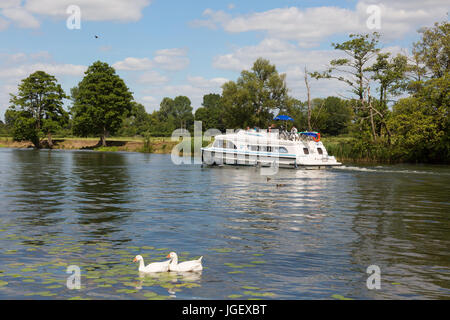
(274, 115), (294, 121)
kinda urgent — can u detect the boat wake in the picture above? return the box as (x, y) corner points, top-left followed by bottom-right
(334, 165), (449, 176)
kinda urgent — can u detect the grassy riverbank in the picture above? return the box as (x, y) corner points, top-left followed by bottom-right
(0, 136), (180, 153)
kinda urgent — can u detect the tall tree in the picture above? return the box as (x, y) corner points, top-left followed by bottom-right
(413, 21), (450, 79)
(222, 58), (290, 129)
(311, 33), (380, 140)
(311, 97), (353, 136)
(311, 33), (380, 102)
(158, 96), (194, 130)
(71, 61), (133, 146)
(194, 93), (225, 131)
(117, 102), (151, 136)
(7, 71), (68, 148)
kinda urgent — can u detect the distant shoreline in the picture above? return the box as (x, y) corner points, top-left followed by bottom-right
(0, 137), (178, 154)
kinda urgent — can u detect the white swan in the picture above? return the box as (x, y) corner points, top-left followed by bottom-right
(166, 252), (203, 272)
(133, 255), (170, 273)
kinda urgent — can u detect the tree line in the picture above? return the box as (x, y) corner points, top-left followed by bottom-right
(2, 21), (448, 163)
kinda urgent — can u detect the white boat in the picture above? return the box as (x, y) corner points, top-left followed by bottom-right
(201, 129), (341, 169)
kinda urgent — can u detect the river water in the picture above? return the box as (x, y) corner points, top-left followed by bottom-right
(0, 148), (448, 300)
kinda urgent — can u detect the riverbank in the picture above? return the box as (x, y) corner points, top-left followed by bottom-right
(0, 137), (179, 153)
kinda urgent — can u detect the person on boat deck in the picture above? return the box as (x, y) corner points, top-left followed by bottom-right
(291, 125), (299, 141)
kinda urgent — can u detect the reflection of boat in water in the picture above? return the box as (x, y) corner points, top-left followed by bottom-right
(201, 129), (341, 169)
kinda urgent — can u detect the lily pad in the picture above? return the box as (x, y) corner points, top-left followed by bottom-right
(46, 285), (63, 289)
(242, 286), (260, 290)
(331, 294), (353, 300)
(68, 296), (91, 300)
(210, 248), (233, 253)
(250, 260), (266, 264)
(224, 263), (244, 268)
(116, 288), (138, 294)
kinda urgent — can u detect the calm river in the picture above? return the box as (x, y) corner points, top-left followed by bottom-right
(0, 148), (448, 299)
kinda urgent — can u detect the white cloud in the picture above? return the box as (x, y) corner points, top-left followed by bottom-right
(154, 48), (187, 56)
(113, 48), (189, 72)
(187, 76), (228, 88)
(113, 57), (153, 71)
(190, 9), (232, 30)
(137, 71), (169, 85)
(0, 0), (22, 9)
(140, 95), (157, 104)
(153, 48), (190, 71)
(1, 7), (40, 29)
(0, 62), (86, 80)
(0, 17), (10, 30)
(24, 0), (151, 22)
(192, 1), (448, 45)
(0, 0), (151, 30)
(213, 38), (344, 72)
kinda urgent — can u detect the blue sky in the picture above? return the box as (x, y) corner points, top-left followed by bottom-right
(0, 0), (448, 119)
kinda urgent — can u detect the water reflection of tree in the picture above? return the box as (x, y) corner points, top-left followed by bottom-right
(72, 151), (133, 237)
(349, 170), (450, 299)
(10, 149), (67, 230)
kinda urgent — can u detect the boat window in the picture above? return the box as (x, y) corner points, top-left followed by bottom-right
(279, 147), (288, 153)
(250, 145), (258, 151)
(303, 148), (309, 155)
(214, 140), (222, 148)
(267, 146), (272, 152)
(317, 148), (323, 155)
(225, 140), (237, 149)
(260, 146), (267, 152)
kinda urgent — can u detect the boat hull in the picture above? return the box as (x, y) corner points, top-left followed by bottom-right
(201, 149), (341, 169)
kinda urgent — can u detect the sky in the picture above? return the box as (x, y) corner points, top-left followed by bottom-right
(0, 0), (448, 119)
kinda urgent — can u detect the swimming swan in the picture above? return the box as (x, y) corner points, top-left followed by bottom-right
(133, 255), (170, 273)
(166, 252), (203, 272)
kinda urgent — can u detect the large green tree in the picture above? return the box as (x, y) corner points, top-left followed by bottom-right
(71, 61), (133, 146)
(311, 33), (381, 140)
(7, 71), (68, 148)
(389, 74), (449, 162)
(194, 93), (225, 131)
(158, 96), (194, 130)
(117, 102), (151, 137)
(311, 33), (380, 102)
(222, 58), (290, 129)
(413, 21), (449, 79)
(311, 97), (353, 136)
(388, 21), (449, 162)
